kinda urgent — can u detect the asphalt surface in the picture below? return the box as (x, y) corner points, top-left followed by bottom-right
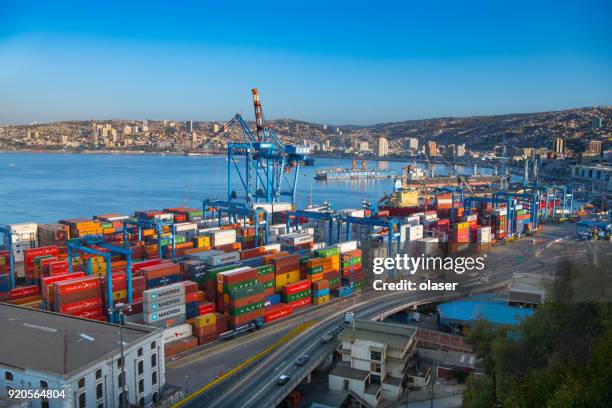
(170, 222), (577, 407)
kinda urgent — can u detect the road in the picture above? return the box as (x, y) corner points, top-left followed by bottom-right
(170, 223), (576, 407)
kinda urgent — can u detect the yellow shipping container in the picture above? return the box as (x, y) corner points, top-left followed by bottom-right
(455, 222), (469, 230)
(112, 290), (127, 300)
(142, 229), (155, 237)
(193, 313), (216, 328)
(313, 294), (330, 305)
(275, 270), (300, 291)
(194, 236), (210, 248)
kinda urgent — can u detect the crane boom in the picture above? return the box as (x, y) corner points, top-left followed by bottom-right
(252, 88), (265, 141)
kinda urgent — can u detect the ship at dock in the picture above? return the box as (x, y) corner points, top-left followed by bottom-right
(399, 164), (502, 190)
(315, 159), (395, 181)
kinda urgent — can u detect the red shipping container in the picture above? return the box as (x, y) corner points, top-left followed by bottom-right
(71, 305), (104, 319)
(10, 285), (40, 299)
(59, 297), (103, 314)
(24, 246), (59, 272)
(54, 276), (101, 296)
(282, 280), (310, 296)
(264, 303), (292, 323)
(288, 297), (311, 310)
(198, 301), (216, 315)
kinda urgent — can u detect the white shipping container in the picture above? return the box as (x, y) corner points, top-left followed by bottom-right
(313, 242), (327, 250)
(254, 202), (292, 213)
(208, 229), (236, 247)
(144, 305), (186, 324)
(404, 216), (420, 226)
(144, 295), (185, 313)
(336, 240), (358, 253)
(477, 226), (491, 243)
(154, 213), (174, 221)
(143, 282), (186, 303)
(175, 222), (198, 232)
(466, 214), (478, 222)
(408, 225), (424, 241)
(495, 208), (508, 216)
(162, 323), (193, 343)
(263, 243), (281, 253)
(209, 251), (240, 267)
(8, 223), (38, 233)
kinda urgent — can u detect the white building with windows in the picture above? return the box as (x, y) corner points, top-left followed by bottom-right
(0, 304), (164, 408)
(329, 320), (416, 407)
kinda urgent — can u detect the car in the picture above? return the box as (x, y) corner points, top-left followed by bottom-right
(295, 355), (310, 366)
(277, 374), (290, 385)
(320, 333), (334, 343)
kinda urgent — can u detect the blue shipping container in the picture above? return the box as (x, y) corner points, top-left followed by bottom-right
(313, 288), (330, 298)
(146, 274), (181, 289)
(265, 294), (281, 307)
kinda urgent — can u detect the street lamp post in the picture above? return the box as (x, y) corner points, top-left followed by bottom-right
(110, 302), (132, 408)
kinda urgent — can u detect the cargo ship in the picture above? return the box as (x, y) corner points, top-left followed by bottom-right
(315, 159), (395, 181)
(399, 165), (502, 189)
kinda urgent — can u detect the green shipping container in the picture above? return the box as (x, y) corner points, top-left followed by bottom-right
(229, 283), (264, 300)
(229, 301), (264, 316)
(262, 280), (275, 289)
(256, 264), (275, 276)
(284, 289), (311, 303)
(314, 247), (340, 258)
(307, 266), (324, 274)
(300, 255), (315, 265)
(224, 278), (257, 293)
(329, 277), (340, 286)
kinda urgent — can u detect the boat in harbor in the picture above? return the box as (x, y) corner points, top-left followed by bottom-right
(398, 164), (502, 189)
(315, 159), (395, 181)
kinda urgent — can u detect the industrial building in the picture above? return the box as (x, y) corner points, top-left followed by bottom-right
(437, 294), (534, 334)
(329, 320), (416, 407)
(0, 304), (164, 408)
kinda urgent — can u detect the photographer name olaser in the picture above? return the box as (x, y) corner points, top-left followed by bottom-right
(371, 254), (486, 291)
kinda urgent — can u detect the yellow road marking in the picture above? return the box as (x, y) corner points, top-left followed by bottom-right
(171, 320), (315, 408)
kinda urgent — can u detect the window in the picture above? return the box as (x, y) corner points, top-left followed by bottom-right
(152, 392), (159, 403)
(40, 380), (48, 388)
(41, 401), (49, 408)
(138, 360), (144, 375)
(5, 372), (13, 382)
(138, 379), (144, 394)
(117, 358), (123, 369)
(138, 347), (143, 357)
(118, 393), (124, 406)
(151, 354), (157, 368)
(371, 363), (381, 373)
(151, 341), (156, 350)
(152, 371), (157, 386)
(78, 378), (86, 389)
(96, 383), (103, 400)
(138, 397), (145, 407)
(97, 404), (104, 408)
(118, 373), (124, 388)
(95, 369), (102, 380)
(370, 350), (382, 361)
(78, 392), (86, 408)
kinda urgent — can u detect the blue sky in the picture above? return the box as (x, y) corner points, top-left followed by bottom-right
(1, 0), (610, 125)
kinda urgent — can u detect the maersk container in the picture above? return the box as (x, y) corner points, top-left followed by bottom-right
(144, 304), (186, 324)
(143, 282), (185, 303)
(144, 295), (184, 313)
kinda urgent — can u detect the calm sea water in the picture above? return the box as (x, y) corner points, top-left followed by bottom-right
(0, 153), (491, 224)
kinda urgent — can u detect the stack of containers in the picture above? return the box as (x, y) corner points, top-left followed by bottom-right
(103, 273), (146, 309)
(54, 276), (104, 320)
(493, 208), (507, 239)
(8, 223), (38, 262)
(432, 219), (450, 243)
(226, 283), (265, 328)
(465, 214), (479, 243)
(40, 272), (85, 310)
(184, 281), (201, 319)
(341, 249), (364, 289)
(59, 219), (103, 237)
(436, 193), (453, 209)
(313, 246), (341, 291)
(453, 221), (470, 243)
(476, 226), (492, 245)
(281, 280), (311, 310)
(143, 282), (186, 327)
(141, 262), (182, 289)
(280, 233), (314, 252)
(237, 226), (257, 250)
(301, 256), (324, 283)
(207, 229), (237, 248)
(192, 312), (217, 344)
(9, 285), (41, 306)
(271, 254), (300, 291)
(514, 209), (531, 235)
(311, 280), (330, 305)
(25, 245), (60, 282)
(216, 266), (257, 313)
(255, 264), (276, 297)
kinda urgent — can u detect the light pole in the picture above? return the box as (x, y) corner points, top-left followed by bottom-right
(110, 302), (132, 408)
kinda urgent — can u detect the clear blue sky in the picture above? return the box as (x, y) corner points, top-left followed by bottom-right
(1, 0), (610, 125)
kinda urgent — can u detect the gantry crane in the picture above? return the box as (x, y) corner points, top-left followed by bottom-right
(196, 89), (310, 205)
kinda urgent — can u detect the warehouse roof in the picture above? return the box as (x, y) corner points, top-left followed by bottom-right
(0, 303), (159, 378)
(338, 320), (416, 351)
(437, 295), (534, 327)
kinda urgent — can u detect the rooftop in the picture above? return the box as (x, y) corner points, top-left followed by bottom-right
(329, 364), (370, 382)
(338, 320), (416, 350)
(0, 303), (159, 378)
(437, 294), (534, 327)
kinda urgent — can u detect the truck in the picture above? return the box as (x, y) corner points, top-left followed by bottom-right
(344, 312), (354, 324)
(218, 318), (265, 341)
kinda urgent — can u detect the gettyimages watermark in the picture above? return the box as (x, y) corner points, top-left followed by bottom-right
(371, 253), (487, 292)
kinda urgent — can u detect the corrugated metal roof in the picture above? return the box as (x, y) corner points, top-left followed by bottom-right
(437, 295), (534, 327)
